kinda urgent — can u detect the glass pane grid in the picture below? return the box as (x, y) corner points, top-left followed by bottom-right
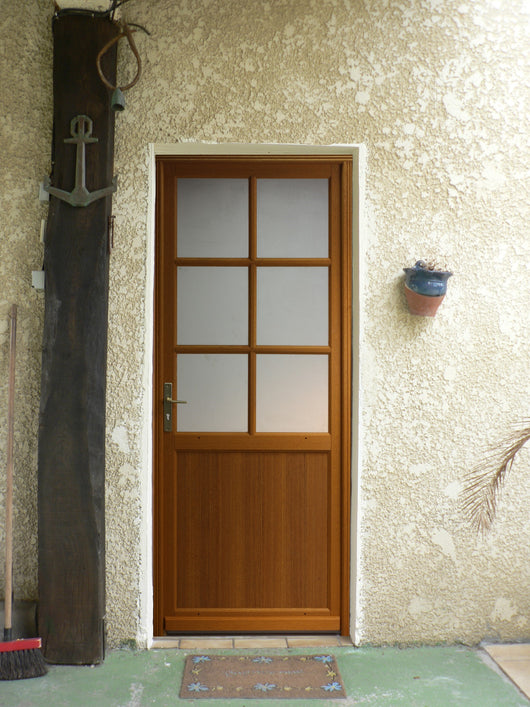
(175, 176), (332, 434)
(175, 350), (330, 433)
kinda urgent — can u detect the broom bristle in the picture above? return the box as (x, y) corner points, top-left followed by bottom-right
(0, 639), (48, 680)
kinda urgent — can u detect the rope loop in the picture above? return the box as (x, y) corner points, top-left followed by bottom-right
(96, 21), (141, 92)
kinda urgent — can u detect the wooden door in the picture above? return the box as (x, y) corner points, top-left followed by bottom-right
(154, 156), (352, 635)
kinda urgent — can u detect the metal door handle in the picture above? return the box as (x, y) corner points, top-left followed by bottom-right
(163, 383), (186, 432)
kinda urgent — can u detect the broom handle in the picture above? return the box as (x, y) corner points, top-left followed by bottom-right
(4, 304), (16, 637)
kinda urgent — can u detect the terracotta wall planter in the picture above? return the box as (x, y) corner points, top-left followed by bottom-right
(403, 261), (452, 317)
(404, 286), (445, 316)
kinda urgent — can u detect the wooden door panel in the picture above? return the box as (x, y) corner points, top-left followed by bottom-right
(172, 451), (329, 611)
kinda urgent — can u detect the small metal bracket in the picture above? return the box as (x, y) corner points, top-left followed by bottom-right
(38, 182), (50, 202)
(108, 215), (115, 254)
(42, 115), (117, 207)
(32, 270), (45, 291)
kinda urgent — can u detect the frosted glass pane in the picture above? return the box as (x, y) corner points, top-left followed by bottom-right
(257, 267), (328, 345)
(177, 179), (248, 257)
(257, 179), (328, 258)
(177, 355), (248, 432)
(177, 267), (248, 345)
(256, 355), (328, 432)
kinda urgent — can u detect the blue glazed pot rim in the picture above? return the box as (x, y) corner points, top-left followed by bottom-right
(403, 267), (453, 277)
(404, 283), (445, 297)
(403, 265), (452, 296)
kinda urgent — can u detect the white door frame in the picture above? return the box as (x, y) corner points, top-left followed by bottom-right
(139, 143), (365, 646)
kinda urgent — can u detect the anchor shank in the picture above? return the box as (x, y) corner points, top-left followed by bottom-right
(76, 140), (87, 191)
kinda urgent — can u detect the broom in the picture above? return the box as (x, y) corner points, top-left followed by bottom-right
(0, 304), (47, 679)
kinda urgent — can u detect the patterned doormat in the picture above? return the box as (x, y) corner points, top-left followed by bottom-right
(180, 654), (346, 699)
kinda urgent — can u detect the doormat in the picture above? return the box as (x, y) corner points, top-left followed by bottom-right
(180, 654), (346, 699)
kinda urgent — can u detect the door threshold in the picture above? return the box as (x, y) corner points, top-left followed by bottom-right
(151, 635), (353, 650)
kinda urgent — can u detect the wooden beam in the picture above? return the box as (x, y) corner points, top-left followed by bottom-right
(38, 13), (118, 665)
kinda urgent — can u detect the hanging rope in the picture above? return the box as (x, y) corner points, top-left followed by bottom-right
(96, 21), (142, 92)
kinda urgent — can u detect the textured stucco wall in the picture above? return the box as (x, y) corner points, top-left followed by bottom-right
(0, 0), (52, 603)
(1, 0), (529, 649)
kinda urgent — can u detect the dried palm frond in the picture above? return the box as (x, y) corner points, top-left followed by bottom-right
(461, 421), (530, 533)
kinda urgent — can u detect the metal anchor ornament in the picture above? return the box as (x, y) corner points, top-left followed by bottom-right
(43, 115), (117, 207)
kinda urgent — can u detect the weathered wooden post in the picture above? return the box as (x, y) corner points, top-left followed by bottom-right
(38, 10), (118, 664)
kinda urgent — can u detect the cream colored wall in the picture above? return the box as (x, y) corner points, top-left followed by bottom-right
(0, 1), (52, 604)
(1, 0), (529, 648)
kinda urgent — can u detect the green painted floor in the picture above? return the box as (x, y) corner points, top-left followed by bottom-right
(0, 646), (528, 706)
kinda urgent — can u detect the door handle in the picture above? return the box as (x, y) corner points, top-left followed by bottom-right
(163, 383), (186, 432)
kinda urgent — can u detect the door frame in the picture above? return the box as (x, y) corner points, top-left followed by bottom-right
(143, 143), (363, 643)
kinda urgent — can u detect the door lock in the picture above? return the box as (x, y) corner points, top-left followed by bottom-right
(163, 382), (187, 432)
